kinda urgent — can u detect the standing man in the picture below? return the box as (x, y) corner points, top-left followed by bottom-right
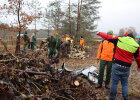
(23, 31), (29, 53)
(80, 36), (85, 51)
(65, 34), (71, 54)
(65, 34), (71, 41)
(96, 31), (115, 89)
(47, 34), (56, 58)
(61, 40), (71, 57)
(97, 28), (140, 100)
(30, 33), (36, 51)
(55, 33), (61, 58)
(61, 35), (66, 41)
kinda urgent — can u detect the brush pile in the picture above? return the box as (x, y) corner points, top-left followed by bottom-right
(0, 51), (98, 100)
(68, 48), (89, 59)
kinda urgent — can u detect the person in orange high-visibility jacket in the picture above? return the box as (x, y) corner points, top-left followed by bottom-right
(61, 37), (65, 41)
(65, 34), (71, 41)
(70, 38), (74, 44)
(96, 30), (115, 89)
(61, 35), (66, 41)
(80, 36), (84, 51)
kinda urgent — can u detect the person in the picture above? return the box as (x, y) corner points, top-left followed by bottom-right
(80, 36), (85, 51)
(96, 28), (140, 100)
(65, 34), (71, 41)
(96, 30), (115, 89)
(23, 31), (29, 53)
(40, 40), (46, 49)
(61, 40), (71, 57)
(30, 33), (36, 51)
(28, 39), (31, 49)
(119, 28), (125, 36)
(47, 34), (56, 58)
(55, 33), (61, 58)
(70, 36), (74, 49)
(70, 36), (74, 44)
(61, 35), (66, 41)
(63, 34), (71, 54)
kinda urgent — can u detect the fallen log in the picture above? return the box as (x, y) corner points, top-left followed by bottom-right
(10, 69), (48, 76)
(26, 71), (47, 76)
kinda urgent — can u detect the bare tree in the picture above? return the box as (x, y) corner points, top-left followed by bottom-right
(0, 0), (41, 54)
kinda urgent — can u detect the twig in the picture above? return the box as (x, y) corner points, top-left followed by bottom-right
(54, 87), (80, 92)
(53, 92), (72, 100)
(68, 95), (76, 100)
(34, 81), (44, 88)
(31, 82), (41, 92)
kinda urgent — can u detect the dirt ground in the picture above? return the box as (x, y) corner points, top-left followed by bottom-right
(57, 47), (140, 100)
(0, 45), (140, 100)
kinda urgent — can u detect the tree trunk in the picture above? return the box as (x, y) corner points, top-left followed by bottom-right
(76, 0), (80, 43)
(76, 0), (82, 43)
(15, 1), (21, 54)
(69, 0), (72, 35)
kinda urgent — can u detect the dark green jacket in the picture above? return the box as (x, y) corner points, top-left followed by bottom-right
(31, 35), (36, 43)
(23, 34), (29, 44)
(47, 36), (56, 48)
(56, 38), (61, 51)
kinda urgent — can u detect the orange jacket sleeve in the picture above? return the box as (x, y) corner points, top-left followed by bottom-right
(96, 42), (103, 59)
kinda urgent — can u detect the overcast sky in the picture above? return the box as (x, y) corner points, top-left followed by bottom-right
(38, 0), (140, 34)
(1, 0), (140, 34)
(97, 0), (140, 34)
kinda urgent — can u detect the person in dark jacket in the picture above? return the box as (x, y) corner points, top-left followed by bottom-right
(97, 28), (140, 100)
(23, 31), (29, 53)
(47, 34), (56, 58)
(55, 33), (61, 58)
(30, 33), (36, 51)
(61, 40), (71, 57)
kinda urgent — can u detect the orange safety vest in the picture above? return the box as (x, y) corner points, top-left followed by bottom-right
(66, 37), (71, 41)
(96, 40), (114, 61)
(70, 39), (74, 44)
(61, 37), (65, 41)
(80, 39), (84, 46)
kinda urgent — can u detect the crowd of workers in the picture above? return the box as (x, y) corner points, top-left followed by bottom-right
(96, 28), (140, 100)
(22, 32), (85, 58)
(46, 33), (85, 58)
